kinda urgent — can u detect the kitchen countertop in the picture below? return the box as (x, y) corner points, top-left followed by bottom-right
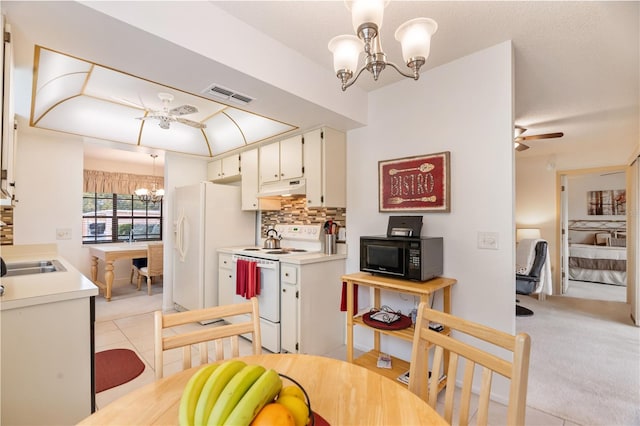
(0, 244), (98, 311)
(217, 246), (347, 265)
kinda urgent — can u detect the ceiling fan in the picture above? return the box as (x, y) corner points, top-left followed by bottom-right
(126, 92), (206, 130)
(514, 126), (563, 151)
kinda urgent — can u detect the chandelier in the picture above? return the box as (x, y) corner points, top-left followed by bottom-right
(134, 154), (164, 204)
(328, 0), (438, 91)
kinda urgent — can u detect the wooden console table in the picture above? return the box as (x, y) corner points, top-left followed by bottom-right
(88, 243), (148, 301)
(342, 272), (457, 387)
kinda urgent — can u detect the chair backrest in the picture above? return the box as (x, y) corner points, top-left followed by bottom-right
(153, 297), (261, 379)
(527, 241), (548, 279)
(408, 303), (531, 426)
(146, 242), (163, 277)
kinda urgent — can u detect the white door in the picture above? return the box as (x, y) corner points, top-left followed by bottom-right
(561, 174), (569, 294)
(173, 183), (204, 310)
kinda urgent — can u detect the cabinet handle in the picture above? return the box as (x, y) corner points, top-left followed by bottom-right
(285, 273), (289, 277)
(228, 274), (232, 278)
(283, 288), (286, 292)
(280, 173), (284, 176)
(274, 174), (278, 178)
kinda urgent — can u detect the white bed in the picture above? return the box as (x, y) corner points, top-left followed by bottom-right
(568, 243), (626, 286)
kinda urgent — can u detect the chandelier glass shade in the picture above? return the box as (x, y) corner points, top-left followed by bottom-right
(134, 154), (164, 204)
(328, 0), (438, 91)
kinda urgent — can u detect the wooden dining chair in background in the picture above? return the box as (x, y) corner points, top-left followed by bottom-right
(153, 297), (262, 379)
(137, 242), (163, 295)
(408, 302), (531, 426)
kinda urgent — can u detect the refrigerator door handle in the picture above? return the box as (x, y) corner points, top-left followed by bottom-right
(176, 209), (188, 261)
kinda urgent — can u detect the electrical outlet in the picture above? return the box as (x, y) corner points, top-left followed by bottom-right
(478, 232), (499, 250)
(56, 228), (72, 240)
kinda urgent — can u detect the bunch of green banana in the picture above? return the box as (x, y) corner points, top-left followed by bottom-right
(178, 360), (283, 426)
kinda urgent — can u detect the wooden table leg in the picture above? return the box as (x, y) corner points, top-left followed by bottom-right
(104, 260), (114, 301)
(90, 256), (98, 283)
(346, 280), (354, 363)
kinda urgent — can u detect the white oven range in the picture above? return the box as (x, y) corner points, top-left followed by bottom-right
(220, 224), (323, 353)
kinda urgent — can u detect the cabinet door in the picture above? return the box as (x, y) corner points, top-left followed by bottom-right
(241, 149), (259, 210)
(218, 254), (235, 307)
(241, 149), (280, 211)
(280, 265), (298, 353)
(279, 135), (303, 180)
(207, 159), (223, 181)
(222, 155), (240, 179)
(303, 129), (323, 207)
(259, 142), (281, 184)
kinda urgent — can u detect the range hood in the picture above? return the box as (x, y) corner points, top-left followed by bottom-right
(256, 178), (306, 198)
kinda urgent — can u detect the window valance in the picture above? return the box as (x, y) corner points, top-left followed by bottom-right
(83, 170), (164, 194)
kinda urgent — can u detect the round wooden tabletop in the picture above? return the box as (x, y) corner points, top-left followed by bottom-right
(79, 353), (447, 425)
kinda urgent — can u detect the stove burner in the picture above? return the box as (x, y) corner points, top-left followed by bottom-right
(243, 248), (261, 251)
(286, 248), (307, 252)
(266, 250), (288, 254)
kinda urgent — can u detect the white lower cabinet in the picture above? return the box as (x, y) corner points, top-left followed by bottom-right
(280, 259), (345, 355)
(1, 296), (94, 425)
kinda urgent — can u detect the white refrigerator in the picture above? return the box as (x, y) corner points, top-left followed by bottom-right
(174, 182), (255, 311)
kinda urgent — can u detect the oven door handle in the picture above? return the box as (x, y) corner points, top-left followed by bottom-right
(232, 258), (277, 270)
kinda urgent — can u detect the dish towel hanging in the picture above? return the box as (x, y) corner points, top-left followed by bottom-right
(340, 282), (358, 312)
(236, 259), (261, 299)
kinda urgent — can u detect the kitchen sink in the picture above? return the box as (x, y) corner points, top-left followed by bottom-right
(3, 260), (67, 277)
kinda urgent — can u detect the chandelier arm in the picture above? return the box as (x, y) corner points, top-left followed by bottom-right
(341, 65), (370, 91)
(385, 61), (420, 80)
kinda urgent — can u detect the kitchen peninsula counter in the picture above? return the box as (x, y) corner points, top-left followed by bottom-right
(0, 243), (98, 311)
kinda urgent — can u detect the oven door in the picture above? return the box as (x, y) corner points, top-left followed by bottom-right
(231, 255), (280, 323)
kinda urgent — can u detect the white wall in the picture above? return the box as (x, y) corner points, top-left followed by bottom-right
(568, 172), (626, 220)
(346, 41), (515, 400)
(12, 128), (87, 268)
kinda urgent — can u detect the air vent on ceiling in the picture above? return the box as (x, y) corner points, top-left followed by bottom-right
(203, 84), (255, 105)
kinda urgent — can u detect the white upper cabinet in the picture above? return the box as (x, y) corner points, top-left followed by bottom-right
(240, 148), (279, 211)
(208, 154), (241, 182)
(303, 128), (346, 208)
(259, 135), (303, 185)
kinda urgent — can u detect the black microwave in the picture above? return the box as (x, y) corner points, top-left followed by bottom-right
(360, 235), (443, 281)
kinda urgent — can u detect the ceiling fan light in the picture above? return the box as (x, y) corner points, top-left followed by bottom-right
(135, 188), (149, 197)
(395, 18), (438, 65)
(348, 0), (388, 34)
(328, 35), (363, 74)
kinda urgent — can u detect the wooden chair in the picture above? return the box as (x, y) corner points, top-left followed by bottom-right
(130, 258), (147, 284)
(137, 242), (163, 295)
(408, 303), (531, 426)
(153, 298), (262, 379)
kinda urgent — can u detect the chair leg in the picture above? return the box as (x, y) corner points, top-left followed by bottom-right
(137, 274), (143, 291)
(147, 276), (152, 296)
(130, 267), (134, 284)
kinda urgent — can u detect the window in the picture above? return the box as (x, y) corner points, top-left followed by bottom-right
(82, 192), (162, 244)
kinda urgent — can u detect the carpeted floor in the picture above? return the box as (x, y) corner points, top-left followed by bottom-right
(516, 294), (640, 426)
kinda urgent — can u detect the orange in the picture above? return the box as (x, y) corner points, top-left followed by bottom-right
(251, 403), (296, 426)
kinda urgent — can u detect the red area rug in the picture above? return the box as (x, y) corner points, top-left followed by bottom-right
(95, 348), (145, 393)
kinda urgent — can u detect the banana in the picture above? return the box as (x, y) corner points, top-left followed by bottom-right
(223, 368), (283, 426)
(194, 360), (247, 426)
(178, 363), (219, 426)
(206, 364), (266, 425)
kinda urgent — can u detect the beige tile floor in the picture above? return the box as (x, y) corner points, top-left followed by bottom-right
(93, 282), (577, 425)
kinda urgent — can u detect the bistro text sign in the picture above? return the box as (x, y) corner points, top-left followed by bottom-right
(378, 151), (450, 212)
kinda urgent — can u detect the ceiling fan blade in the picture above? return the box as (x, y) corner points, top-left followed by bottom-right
(515, 132), (564, 142)
(175, 117), (206, 129)
(514, 142), (530, 151)
(170, 105), (198, 116)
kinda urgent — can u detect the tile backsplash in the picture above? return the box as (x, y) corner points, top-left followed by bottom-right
(1, 206), (14, 245)
(260, 197), (346, 239)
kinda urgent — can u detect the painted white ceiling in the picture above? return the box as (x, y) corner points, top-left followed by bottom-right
(3, 1), (639, 167)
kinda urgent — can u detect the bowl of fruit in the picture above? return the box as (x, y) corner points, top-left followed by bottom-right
(178, 360), (324, 426)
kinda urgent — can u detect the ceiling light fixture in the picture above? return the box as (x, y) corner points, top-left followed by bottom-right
(134, 154), (164, 204)
(328, 0), (438, 91)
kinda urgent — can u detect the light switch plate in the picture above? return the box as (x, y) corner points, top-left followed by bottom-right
(478, 232), (499, 250)
(56, 228), (72, 240)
